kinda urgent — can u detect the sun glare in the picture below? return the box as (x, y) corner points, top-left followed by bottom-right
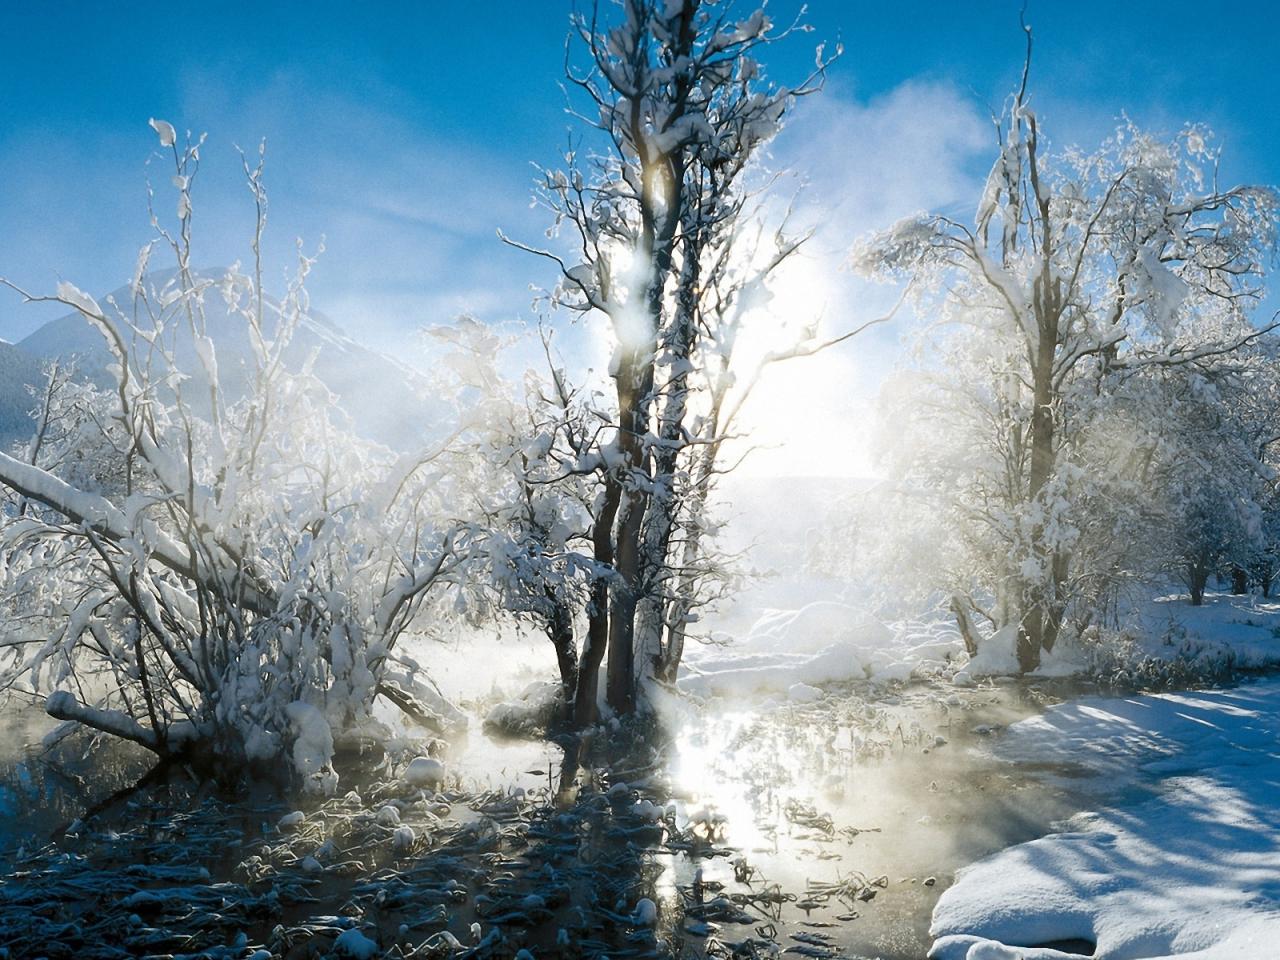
(729, 249), (881, 479)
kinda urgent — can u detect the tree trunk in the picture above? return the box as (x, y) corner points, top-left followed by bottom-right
(606, 496), (642, 716)
(1188, 559), (1208, 606)
(573, 475), (622, 729)
(950, 596), (981, 657)
(1015, 625), (1041, 673)
(1232, 566), (1249, 595)
(1042, 550), (1069, 654)
(1019, 337), (1057, 673)
(545, 591), (578, 718)
(573, 581), (610, 728)
(597, 20), (691, 717)
(603, 193), (671, 714)
(604, 358), (652, 718)
(635, 258), (698, 703)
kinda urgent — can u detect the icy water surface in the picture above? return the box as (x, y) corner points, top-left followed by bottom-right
(0, 699), (156, 851)
(654, 681), (1099, 958)
(0, 680), (1103, 959)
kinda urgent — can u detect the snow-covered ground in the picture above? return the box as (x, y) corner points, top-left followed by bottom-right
(930, 676), (1280, 960)
(680, 598), (958, 698)
(1123, 591), (1280, 671)
(667, 475), (1280, 704)
(679, 587), (1280, 704)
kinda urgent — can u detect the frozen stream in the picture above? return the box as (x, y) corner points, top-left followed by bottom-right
(0, 677), (1119, 959)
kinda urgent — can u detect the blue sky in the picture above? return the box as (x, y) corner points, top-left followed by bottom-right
(1, 1), (1277, 472)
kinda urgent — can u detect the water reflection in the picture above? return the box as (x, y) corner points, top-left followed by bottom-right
(0, 701), (154, 857)
(654, 683), (1093, 958)
(0, 679), (1096, 958)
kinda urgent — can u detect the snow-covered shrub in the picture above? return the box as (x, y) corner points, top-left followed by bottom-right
(1078, 626), (1238, 689)
(0, 128), (469, 791)
(482, 680), (566, 738)
(429, 322), (601, 717)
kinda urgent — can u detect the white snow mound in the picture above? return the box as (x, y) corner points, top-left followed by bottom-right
(930, 680), (1280, 960)
(681, 603), (954, 700)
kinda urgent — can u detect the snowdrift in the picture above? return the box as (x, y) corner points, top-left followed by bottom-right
(680, 601), (960, 699)
(931, 679), (1280, 960)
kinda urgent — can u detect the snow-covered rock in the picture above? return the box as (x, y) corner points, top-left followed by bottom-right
(788, 682), (823, 703)
(392, 825), (415, 854)
(333, 927), (379, 959)
(632, 897), (658, 927)
(482, 679), (564, 736)
(404, 756), (446, 790)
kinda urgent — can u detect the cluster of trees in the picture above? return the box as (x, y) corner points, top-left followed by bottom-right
(0, 1), (846, 788)
(850, 33), (1280, 671)
(495, 0), (845, 726)
(2, 7), (1278, 789)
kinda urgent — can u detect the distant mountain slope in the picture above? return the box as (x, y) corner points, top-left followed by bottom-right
(16, 314), (110, 387)
(0, 340), (41, 450)
(13, 274), (435, 451)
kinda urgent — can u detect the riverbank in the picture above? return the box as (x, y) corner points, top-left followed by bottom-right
(930, 675), (1280, 960)
(4, 664), (1279, 958)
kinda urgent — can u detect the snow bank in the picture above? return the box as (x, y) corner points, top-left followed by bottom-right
(684, 590), (1280, 706)
(953, 626), (1020, 682)
(284, 701), (338, 796)
(681, 640), (875, 698)
(930, 678), (1280, 960)
(681, 603), (962, 701)
(482, 680), (564, 737)
(950, 592), (1280, 688)
(736, 601), (894, 654)
(1127, 592), (1280, 671)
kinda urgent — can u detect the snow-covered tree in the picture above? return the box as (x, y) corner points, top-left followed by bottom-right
(506, 0), (839, 721)
(12, 360), (129, 504)
(854, 34), (1278, 670)
(1142, 348), (1280, 604)
(0, 128), (468, 791)
(428, 321), (602, 713)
